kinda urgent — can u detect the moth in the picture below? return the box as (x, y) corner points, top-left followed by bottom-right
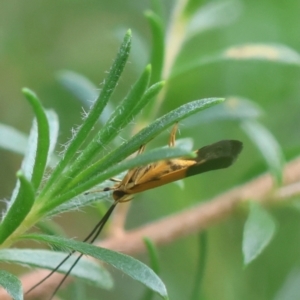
(105, 123), (242, 203)
(27, 123), (243, 299)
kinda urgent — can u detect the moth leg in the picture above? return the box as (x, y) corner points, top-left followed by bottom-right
(137, 144), (146, 155)
(118, 144), (147, 188)
(169, 122), (178, 147)
(109, 177), (122, 182)
(88, 145), (144, 198)
(84, 145), (146, 196)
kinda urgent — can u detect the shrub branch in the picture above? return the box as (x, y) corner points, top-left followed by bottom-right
(1, 158), (300, 299)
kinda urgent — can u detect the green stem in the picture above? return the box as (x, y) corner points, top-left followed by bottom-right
(148, 0), (189, 121)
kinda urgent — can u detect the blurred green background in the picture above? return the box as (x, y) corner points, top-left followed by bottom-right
(1, 0), (300, 300)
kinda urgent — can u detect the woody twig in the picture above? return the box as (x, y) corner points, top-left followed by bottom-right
(1, 158), (300, 300)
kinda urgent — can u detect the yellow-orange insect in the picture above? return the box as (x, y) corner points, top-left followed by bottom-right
(104, 123), (242, 203)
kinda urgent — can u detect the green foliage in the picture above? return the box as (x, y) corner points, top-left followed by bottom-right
(190, 232), (208, 300)
(38, 30), (132, 204)
(0, 249), (113, 289)
(242, 202), (277, 265)
(0, 27), (223, 299)
(0, 172), (34, 244)
(145, 11), (165, 83)
(22, 89), (50, 191)
(273, 267), (300, 300)
(0, 270), (22, 300)
(173, 43), (300, 78)
(241, 120), (285, 185)
(141, 238), (161, 300)
(22, 234), (168, 299)
(0, 1), (299, 300)
(143, 237), (161, 275)
(0, 124), (28, 155)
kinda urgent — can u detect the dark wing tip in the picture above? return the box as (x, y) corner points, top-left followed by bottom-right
(228, 140), (243, 157)
(186, 139), (243, 177)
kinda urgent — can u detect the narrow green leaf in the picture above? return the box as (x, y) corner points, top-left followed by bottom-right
(143, 238), (160, 274)
(0, 249), (113, 289)
(69, 281), (87, 300)
(22, 234), (168, 299)
(108, 97), (223, 160)
(0, 115), (57, 180)
(68, 64), (151, 172)
(145, 11), (165, 83)
(242, 201), (277, 265)
(48, 172), (127, 216)
(241, 119), (285, 185)
(57, 70), (98, 103)
(183, 0), (204, 18)
(44, 147), (194, 213)
(190, 231), (208, 300)
(0, 114), (57, 168)
(133, 80), (165, 118)
(140, 238), (161, 300)
(22, 88), (50, 191)
(9, 118), (38, 209)
(273, 267), (300, 300)
(173, 43), (300, 78)
(0, 124), (28, 155)
(184, 97), (263, 127)
(150, 0), (164, 20)
(185, 1), (242, 40)
(115, 28), (148, 72)
(222, 44), (300, 64)
(64, 80), (165, 193)
(49, 64), (153, 199)
(36, 220), (66, 237)
(0, 172), (35, 244)
(46, 110), (59, 167)
(0, 270), (22, 300)
(57, 70), (114, 124)
(19, 119), (38, 179)
(39, 29), (132, 200)
(47, 179), (116, 216)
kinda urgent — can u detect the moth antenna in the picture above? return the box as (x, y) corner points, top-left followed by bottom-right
(169, 122), (178, 147)
(25, 202), (118, 299)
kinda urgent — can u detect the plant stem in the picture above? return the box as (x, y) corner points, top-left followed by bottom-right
(149, 0), (189, 120)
